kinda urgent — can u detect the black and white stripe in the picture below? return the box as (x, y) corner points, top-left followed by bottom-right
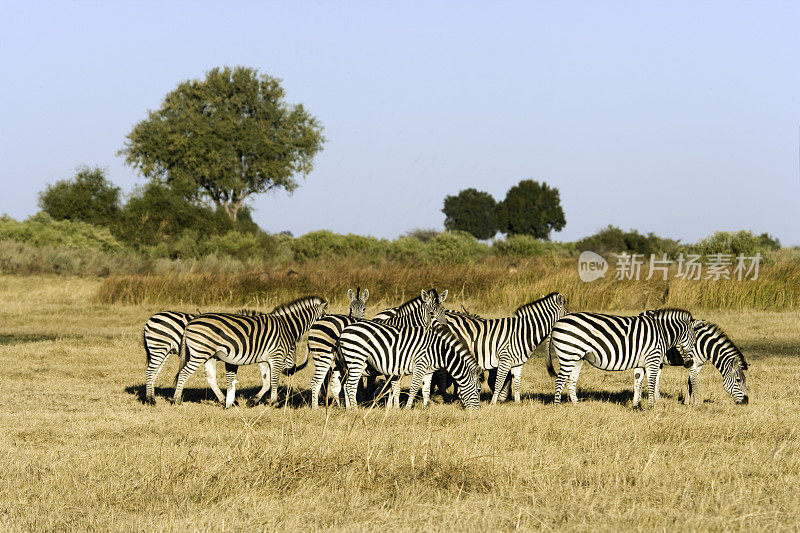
(633, 321), (749, 405)
(338, 321), (480, 410)
(143, 308), (271, 405)
(173, 296), (328, 406)
(444, 293), (568, 404)
(547, 308), (699, 407)
(308, 288), (369, 409)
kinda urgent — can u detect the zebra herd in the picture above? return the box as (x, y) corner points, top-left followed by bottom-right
(142, 287), (749, 410)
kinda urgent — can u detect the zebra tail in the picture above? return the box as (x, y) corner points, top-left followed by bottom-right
(545, 337), (558, 377)
(174, 335), (188, 387)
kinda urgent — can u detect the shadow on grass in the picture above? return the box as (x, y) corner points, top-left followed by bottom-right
(0, 333), (119, 345)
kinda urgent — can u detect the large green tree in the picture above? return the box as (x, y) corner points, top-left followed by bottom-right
(496, 180), (566, 239)
(442, 188), (498, 240)
(119, 66), (325, 221)
(38, 166), (121, 226)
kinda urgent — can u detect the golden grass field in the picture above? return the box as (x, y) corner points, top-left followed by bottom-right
(1, 275), (799, 531)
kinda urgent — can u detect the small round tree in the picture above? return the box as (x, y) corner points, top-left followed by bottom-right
(119, 66), (325, 222)
(496, 180), (566, 239)
(38, 166), (121, 226)
(442, 188), (498, 240)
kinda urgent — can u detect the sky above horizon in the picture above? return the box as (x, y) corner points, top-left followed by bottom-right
(1, 1), (798, 245)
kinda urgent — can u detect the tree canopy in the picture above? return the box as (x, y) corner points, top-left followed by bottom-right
(442, 188), (498, 240)
(38, 166), (121, 226)
(119, 66), (325, 221)
(496, 180), (566, 239)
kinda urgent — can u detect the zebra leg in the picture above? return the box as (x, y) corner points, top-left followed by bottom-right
(330, 370), (342, 407)
(390, 379), (401, 409)
(422, 373), (432, 407)
(405, 369), (425, 410)
(645, 361), (661, 409)
(567, 360), (583, 404)
(224, 364), (238, 408)
(490, 358), (512, 405)
(654, 363), (663, 402)
(633, 368), (645, 407)
(344, 363), (366, 410)
(203, 359), (226, 404)
(172, 356), (205, 405)
(250, 361), (273, 405)
(510, 366), (523, 403)
(310, 350), (332, 410)
(687, 365), (700, 405)
(269, 360), (281, 404)
(144, 347), (169, 405)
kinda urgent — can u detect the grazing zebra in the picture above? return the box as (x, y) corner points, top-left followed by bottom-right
(308, 288), (369, 409)
(338, 321), (480, 410)
(337, 288), (449, 407)
(173, 296), (328, 407)
(547, 308), (700, 408)
(143, 308), (264, 405)
(633, 321), (749, 406)
(443, 293), (568, 404)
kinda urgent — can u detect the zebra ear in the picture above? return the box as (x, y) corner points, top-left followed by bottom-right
(420, 289), (430, 303)
(557, 294), (565, 306)
(347, 289), (356, 302)
(692, 319), (707, 329)
(361, 289), (369, 302)
(440, 290), (448, 302)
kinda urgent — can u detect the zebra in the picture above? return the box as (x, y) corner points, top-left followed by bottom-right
(142, 308), (266, 405)
(338, 321), (480, 410)
(173, 296), (328, 407)
(632, 321), (749, 406)
(442, 293), (568, 404)
(308, 288), (369, 409)
(547, 308), (700, 408)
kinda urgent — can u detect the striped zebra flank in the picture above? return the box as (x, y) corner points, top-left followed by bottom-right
(173, 296), (328, 407)
(338, 320), (480, 410)
(308, 288), (369, 409)
(142, 308), (271, 405)
(336, 288), (449, 408)
(547, 308), (700, 408)
(633, 321), (749, 406)
(443, 293), (568, 404)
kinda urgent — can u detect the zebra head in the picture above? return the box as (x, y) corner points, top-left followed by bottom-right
(437, 329), (480, 410)
(721, 359), (749, 404)
(420, 288), (449, 330)
(347, 287), (369, 319)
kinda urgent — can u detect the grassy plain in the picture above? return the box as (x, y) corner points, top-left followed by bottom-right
(1, 275), (799, 531)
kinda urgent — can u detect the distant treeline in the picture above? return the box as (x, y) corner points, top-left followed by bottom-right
(0, 210), (790, 278)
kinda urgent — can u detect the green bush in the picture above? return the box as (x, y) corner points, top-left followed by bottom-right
(576, 225), (684, 256)
(38, 166), (121, 226)
(424, 231), (490, 264)
(0, 213), (124, 252)
(493, 234), (572, 257)
(290, 231), (386, 261)
(693, 231), (781, 257)
(386, 237), (427, 262)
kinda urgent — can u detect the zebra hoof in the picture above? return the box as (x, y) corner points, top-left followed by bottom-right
(145, 396), (156, 406)
(245, 398), (258, 408)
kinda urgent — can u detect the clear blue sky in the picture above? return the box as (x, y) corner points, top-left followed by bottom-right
(1, 1), (798, 244)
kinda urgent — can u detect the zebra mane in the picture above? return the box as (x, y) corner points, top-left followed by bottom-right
(705, 322), (748, 371)
(392, 295), (424, 315)
(236, 308), (266, 316)
(642, 307), (693, 320)
(514, 292), (561, 315)
(270, 296), (326, 317)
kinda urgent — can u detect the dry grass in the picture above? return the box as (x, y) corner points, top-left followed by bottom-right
(2, 275), (800, 531)
(95, 257), (800, 311)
